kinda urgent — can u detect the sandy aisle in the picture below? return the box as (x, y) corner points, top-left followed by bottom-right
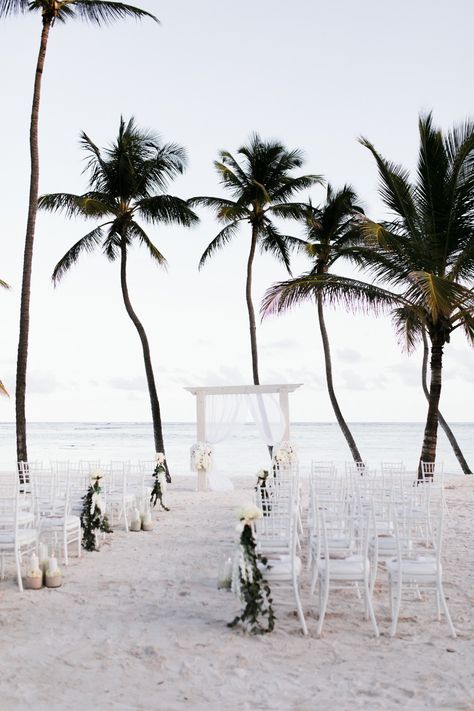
(0, 475), (473, 711)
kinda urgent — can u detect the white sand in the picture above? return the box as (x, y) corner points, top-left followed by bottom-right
(1, 475), (473, 711)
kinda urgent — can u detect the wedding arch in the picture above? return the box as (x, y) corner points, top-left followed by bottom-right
(185, 383), (302, 490)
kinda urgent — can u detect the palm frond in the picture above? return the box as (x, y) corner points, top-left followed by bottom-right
(38, 192), (115, 219)
(0, 380), (9, 397)
(0, 278), (9, 289)
(71, 0), (158, 25)
(408, 271), (474, 322)
(390, 305), (424, 353)
(188, 196), (249, 223)
(199, 220), (241, 269)
(359, 136), (420, 239)
(258, 223), (292, 273)
(0, 0), (28, 17)
(52, 224), (107, 284)
(137, 195), (199, 227)
(127, 221), (167, 267)
(261, 272), (403, 319)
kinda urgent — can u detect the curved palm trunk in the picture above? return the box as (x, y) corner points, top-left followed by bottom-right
(246, 226), (260, 385)
(119, 241), (170, 481)
(16, 18), (52, 464)
(421, 329), (471, 475)
(317, 295), (363, 464)
(419, 332), (444, 478)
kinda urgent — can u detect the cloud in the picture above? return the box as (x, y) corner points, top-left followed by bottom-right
(28, 371), (60, 394)
(336, 347), (363, 363)
(109, 376), (147, 391)
(263, 338), (298, 351)
(340, 369), (387, 391)
(389, 363), (421, 387)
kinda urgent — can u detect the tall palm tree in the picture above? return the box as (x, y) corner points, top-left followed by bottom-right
(39, 117), (198, 479)
(391, 305), (472, 474)
(190, 134), (322, 384)
(421, 328), (471, 474)
(263, 114), (474, 474)
(299, 186), (364, 463)
(0, 278), (10, 396)
(0, 0), (158, 464)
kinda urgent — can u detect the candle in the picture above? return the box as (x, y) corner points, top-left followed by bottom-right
(39, 543), (48, 563)
(48, 555), (58, 574)
(142, 512), (152, 526)
(30, 552), (39, 571)
(133, 508), (140, 522)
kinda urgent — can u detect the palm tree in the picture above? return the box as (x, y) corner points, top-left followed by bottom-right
(421, 328), (472, 474)
(263, 114), (474, 474)
(39, 117), (198, 479)
(0, 0), (158, 464)
(190, 134), (322, 384)
(0, 278), (10, 397)
(299, 186), (364, 463)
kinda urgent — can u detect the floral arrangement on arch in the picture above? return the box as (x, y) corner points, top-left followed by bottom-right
(228, 503), (275, 634)
(80, 471), (112, 551)
(272, 441), (298, 467)
(190, 442), (212, 472)
(150, 452), (170, 511)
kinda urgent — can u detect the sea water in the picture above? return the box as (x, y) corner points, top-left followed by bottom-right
(0, 421), (473, 476)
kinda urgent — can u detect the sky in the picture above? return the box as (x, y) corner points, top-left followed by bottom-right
(0, 0), (473, 423)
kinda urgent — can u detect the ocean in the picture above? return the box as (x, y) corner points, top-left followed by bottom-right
(0, 421), (472, 476)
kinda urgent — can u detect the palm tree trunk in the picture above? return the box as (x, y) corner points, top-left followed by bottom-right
(317, 296), (363, 464)
(246, 226), (260, 385)
(421, 329), (471, 474)
(16, 18), (52, 465)
(419, 331), (444, 477)
(119, 240), (170, 481)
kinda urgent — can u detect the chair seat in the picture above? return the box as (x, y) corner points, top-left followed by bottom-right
(369, 536), (412, 557)
(318, 554), (370, 578)
(0, 511), (36, 526)
(0, 528), (38, 547)
(386, 556), (439, 578)
(40, 514), (80, 530)
(259, 554), (302, 579)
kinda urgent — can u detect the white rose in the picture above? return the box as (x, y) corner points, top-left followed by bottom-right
(155, 452), (165, 465)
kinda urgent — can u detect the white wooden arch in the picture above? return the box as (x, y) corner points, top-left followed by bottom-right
(185, 382), (302, 448)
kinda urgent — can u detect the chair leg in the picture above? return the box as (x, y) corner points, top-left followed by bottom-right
(63, 528), (69, 566)
(390, 575), (402, 637)
(316, 575), (330, 637)
(293, 576), (308, 636)
(78, 526), (82, 558)
(15, 550), (23, 592)
(310, 562), (318, 595)
(363, 578), (379, 637)
(438, 581), (457, 638)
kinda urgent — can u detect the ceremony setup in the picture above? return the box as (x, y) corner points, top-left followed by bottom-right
(1, 0), (474, 708)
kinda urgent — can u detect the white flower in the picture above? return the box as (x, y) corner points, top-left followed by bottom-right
(236, 503), (263, 526)
(155, 452), (165, 465)
(273, 441), (297, 466)
(158, 471), (167, 491)
(90, 470), (103, 482)
(91, 492), (105, 515)
(191, 442), (212, 471)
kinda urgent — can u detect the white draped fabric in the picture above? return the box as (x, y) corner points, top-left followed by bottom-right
(245, 393), (285, 448)
(205, 394), (247, 491)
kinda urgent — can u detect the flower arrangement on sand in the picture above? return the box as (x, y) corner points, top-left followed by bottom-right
(80, 471), (112, 551)
(272, 441), (298, 467)
(190, 442), (212, 472)
(150, 452), (170, 511)
(229, 503), (275, 634)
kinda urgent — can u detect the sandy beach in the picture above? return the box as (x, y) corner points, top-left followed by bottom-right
(1, 474), (473, 711)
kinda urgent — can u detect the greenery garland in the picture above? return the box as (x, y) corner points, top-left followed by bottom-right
(229, 506), (275, 634)
(150, 453), (170, 511)
(80, 474), (112, 551)
(255, 468), (271, 516)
